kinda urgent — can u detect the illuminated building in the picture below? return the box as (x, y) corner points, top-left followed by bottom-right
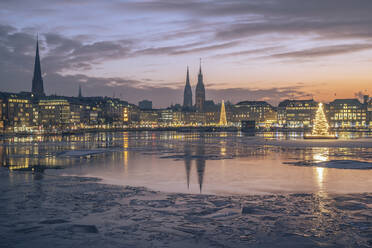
(366, 95), (372, 128)
(172, 111), (184, 125)
(159, 109), (173, 125)
(38, 99), (71, 128)
(0, 93), (37, 132)
(0, 99), (3, 131)
(139, 110), (159, 126)
(123, 106), (129, 123)
(184, 112), (206, 125)
(327, 99), (367, 129)
(232, 101), (277, 127)
(277, 99), (317, 128)
(205, 111), (219, 124)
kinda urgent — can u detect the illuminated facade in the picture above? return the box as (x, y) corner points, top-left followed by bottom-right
(0, 99), (3, 130)
(367, 96), (372, 128)
(327, 99), (367, 129)
(38, 99), (71, 128)
(0, 94), (38, 131)
(139, 110), (159, 126)
(278, 100), (317, 128)
(232, 101), (277, 127)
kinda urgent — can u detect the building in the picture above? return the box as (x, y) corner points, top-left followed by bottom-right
(159, 109), (174, 125)
(139, 110), (159, 126)
(183, 111), (206, 125)
(232, 101), (277, 127)
(139, 100), (152, 110)
(365, 95), (372, 128)
(183, 67), (193, 108)
(0, 99), (3, 131)
(195, 62), (205, 112)
(38, 98), (71, 129)
(0, 93), (38, 132)
(327, 99), (367, 129)
(31, 37), (45, 97)
(277, 99), (317, 128)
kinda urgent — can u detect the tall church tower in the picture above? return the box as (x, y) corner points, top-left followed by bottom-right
(31, 36), (45, 96)
(183, 66), (192, 108)
(195, 60), (205, 112)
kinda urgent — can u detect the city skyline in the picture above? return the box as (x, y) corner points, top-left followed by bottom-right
(1, 1), (372, 108)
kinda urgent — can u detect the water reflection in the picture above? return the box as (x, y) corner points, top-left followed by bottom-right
(195, 136), (206, 193)
(184, 143), (192, 189)
(0, 131), (371, 195)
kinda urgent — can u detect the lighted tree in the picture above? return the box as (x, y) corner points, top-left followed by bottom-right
(312, 103), (330, 136)
(219, 100), (227, 126)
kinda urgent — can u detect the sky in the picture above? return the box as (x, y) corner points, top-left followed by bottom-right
(0, 0), (371, 108)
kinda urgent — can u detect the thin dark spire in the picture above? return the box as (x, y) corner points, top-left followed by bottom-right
(199, 58), (202, 75)
(32, 35), (45, 96)
(183, 66), (193, 108)
(186, 66), (190, 85)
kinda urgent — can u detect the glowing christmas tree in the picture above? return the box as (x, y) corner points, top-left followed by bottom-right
(219, 100), (227, 126)
(312, 103), (330, 136)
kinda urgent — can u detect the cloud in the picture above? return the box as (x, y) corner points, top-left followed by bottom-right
(1, 1), (371, 106)
(206, 86), (311, 106)
(212, 46), (282, 59)
(271, 43), (372, 59)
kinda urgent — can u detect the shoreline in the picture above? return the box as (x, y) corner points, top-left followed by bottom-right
(1, 127), (371, 139)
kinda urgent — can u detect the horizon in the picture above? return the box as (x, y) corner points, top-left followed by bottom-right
(1, 0), (371, 108)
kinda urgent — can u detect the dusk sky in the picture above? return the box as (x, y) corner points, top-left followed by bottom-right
(1, 0), (372, 107)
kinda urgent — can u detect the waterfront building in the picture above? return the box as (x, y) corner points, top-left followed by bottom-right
(183, 111), (206, 125)
(0, 93), (38, 132)
(159, 109), (174, 125)
(368, 101), (372, 128)
(205, 111), (219, 125)
(31, 37), (45, 97)
(183, 67), (193, 108)
(195, 62), (205, 112)
(277, 99), (317, 128)
(231, 101), (277, 127)
(139, 110), (159, 126)
(327, 99), (367, 129)
(38, 98), (71, 129)
(172, 111), (184, 125)
(0, 99), (3, 131)
(139, 100), (152, 110)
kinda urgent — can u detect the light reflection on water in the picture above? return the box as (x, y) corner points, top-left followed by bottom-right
(1, 131), (372, 195)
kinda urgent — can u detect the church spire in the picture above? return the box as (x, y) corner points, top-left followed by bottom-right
(183, 66), (192, 108)
(199, 58), (202, 75)
(195, 59), (205, 112)
(31, 35), (45, 96)
(186, 66), (190, 85)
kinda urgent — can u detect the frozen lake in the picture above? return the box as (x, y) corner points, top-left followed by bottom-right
(1, 131), (372, 195)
